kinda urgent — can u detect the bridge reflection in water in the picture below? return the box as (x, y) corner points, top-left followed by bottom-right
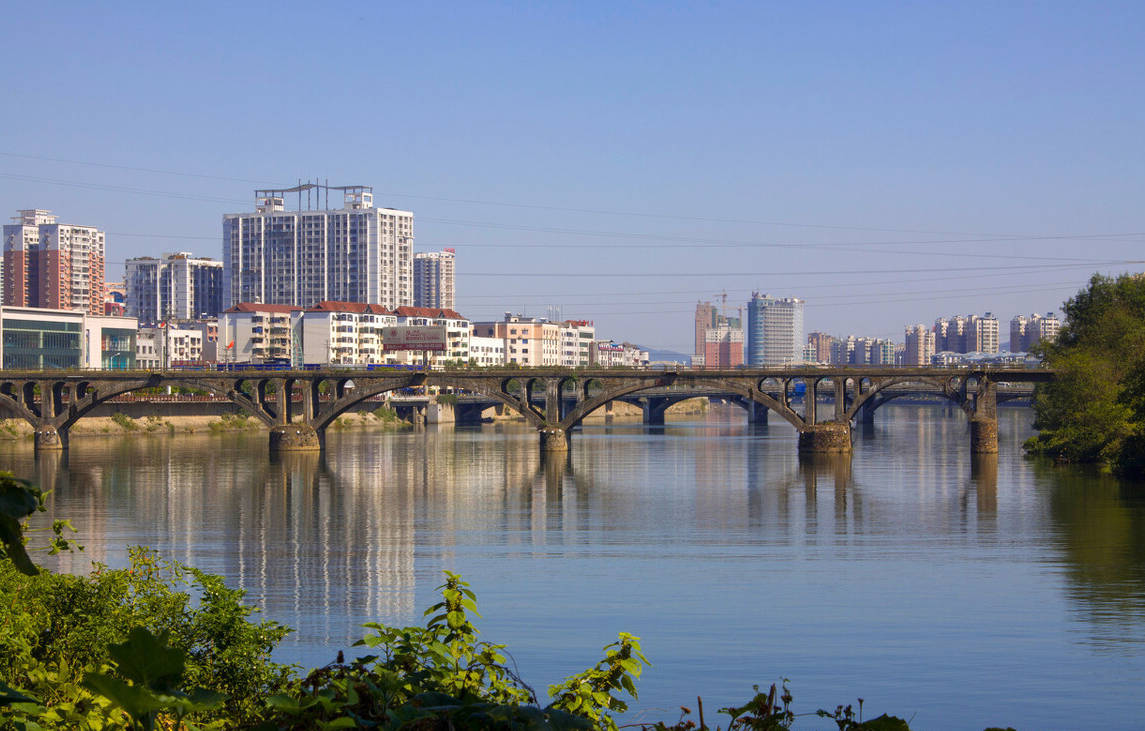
(0, 367), (1049, 456)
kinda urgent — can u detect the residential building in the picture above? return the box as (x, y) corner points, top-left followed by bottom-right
(807, 332), (834, 364)
(934, 313), (999, 354)
(3, 209), (106, 316)
(105, 281), (126, 316)
(126, 252), (223, 325)
(219, 303), (302, 365)
(222, 183), (413, 311)
(392, 306), (470, 366)
(693, 300), (743, 369)
(694, 301), (718, 361)
(745, 293), (804, 366)
(301, 301), (396, 366)
(138, 325), (205, 367)
(592, 340), (649, 367)
(967, 313), (1000, 354)
(413, 249), (455, 309)
(1010, 312), (1060, 352)
(0, 306), (135, 369)
(472, 313), (561, 367)
(703, 321), (744, 369)
(904, 324), (936, 365)
(558, 320), (595, 367)
(469, 334), (505, 367)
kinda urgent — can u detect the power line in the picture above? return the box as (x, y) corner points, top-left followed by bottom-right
(5, 154), (1144, 247)
(458, 261), (1135, 278)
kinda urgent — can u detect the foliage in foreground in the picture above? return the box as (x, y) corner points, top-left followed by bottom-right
(1025, 273), (1145, 477)
(1, 473), (932, 730)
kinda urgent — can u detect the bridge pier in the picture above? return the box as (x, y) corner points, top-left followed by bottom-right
(539, 426), (569, 452)
(798, 422), (852, 454)
(642, 397), (669, 426)
(34, 425), (66, 451)
(269, 424), (322, 452)
(748, 400), (769, 425)
(969, 416), (998, 454)
(969, 379), (999, 454)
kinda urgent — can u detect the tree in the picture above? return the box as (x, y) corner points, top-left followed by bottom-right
(1026, 273), (1145, 475)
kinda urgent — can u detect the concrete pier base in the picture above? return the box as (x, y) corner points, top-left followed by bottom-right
(797, 422), (852, 454)
(34, 427), (65, 451)
(970, 416), (998, 454)
(539, 427), (569, 452)
(269, 424), (322, 452)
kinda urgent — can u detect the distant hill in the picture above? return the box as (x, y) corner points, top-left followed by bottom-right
(643, 347), (692, 365)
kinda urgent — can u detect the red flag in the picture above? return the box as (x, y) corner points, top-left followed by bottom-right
(226, 341), (235, 349)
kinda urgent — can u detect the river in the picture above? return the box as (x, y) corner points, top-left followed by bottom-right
(5, 403), (1145, 730)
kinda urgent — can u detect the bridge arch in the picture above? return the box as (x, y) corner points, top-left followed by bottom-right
(844, 376), (966, 422)
(559, 377), (805, 431)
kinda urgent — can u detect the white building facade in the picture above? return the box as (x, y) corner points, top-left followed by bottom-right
(413, 249), (455, 310)
(745, 293), (804, 366)
(126, 252), (223, 325)
(222, 184), (413, 311)
(591, 340), (649, 367)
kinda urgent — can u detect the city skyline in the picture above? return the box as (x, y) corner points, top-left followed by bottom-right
(2, 3), (1142, 350)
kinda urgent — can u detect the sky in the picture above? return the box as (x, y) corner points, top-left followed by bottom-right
(2, 1), (1142, 353)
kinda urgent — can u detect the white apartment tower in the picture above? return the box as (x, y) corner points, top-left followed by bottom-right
(904, 324), (936, 365)
(222, 183), (413, 310)
(745, 293), (804, 366)
(1010, 312), (1060, 352)
(126, 252), (223, 325)
(414, 249), (456, 309)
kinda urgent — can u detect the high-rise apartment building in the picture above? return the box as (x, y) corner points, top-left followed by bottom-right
(1010, 312), (1060, 352)
(692, 300), (743, 368)
(694, 301), (717, 362)
(704, 321), (744, 369)
(413, 249), (455, 309)
(3, 209), (106, 316)
(126, 252), (223, 325)
(904, 324), (935, 365)
(222, 183), (412, 311)
(745, 293), (804, 366)
(807, 332), (834, 364)
(967, 313), (999, 353)
(934, 313), (999, 354)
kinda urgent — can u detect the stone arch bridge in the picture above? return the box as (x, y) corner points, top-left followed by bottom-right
(0, 367), (1052, 455)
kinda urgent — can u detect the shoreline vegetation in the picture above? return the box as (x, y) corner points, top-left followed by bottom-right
(1024, 273), (1145, 478)
(0, 397), (708, 443)
(0, 469), (940, 730)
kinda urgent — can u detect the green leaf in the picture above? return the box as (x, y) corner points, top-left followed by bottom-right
(107, 627), (186, 690)
(82, 672), (167, 720)
(0, 680), (37, 705)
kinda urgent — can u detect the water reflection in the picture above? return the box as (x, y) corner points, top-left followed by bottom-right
(1035, 460), (1145, 647)
(4, 406), (1145, 728)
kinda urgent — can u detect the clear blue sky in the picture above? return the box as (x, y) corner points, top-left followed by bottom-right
(2, 1), (1142, 351)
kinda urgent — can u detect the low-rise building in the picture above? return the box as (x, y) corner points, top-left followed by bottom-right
(392, 306), (470, 366)
(137, 325), (206, 368)
(0, 306), (136, 369)
(469, 334), (505, 367)
(220, 303), (302, 365)
(303, 301), (396, 366)
(591, 340), (648, 367)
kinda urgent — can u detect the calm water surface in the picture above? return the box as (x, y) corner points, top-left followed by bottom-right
(6, 404), (1145, 730)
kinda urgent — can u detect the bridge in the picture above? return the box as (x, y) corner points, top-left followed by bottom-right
(0, 367), (1051, 455)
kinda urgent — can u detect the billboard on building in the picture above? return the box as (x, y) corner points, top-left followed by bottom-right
(382, 325), (447, 352)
